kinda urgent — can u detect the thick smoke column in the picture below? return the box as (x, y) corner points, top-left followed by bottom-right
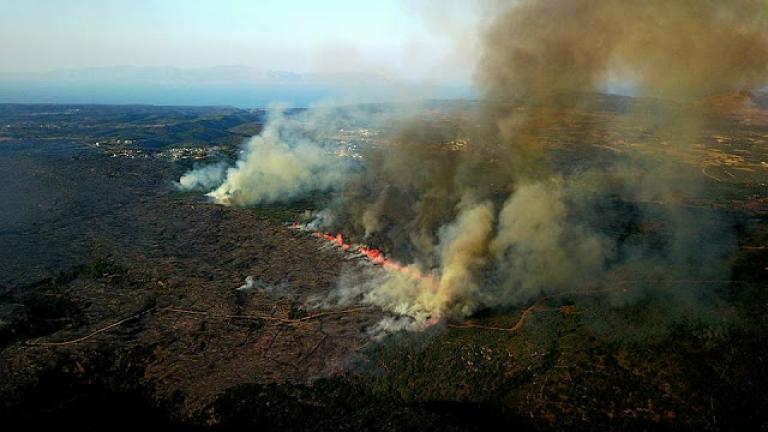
(480, 0), (768, 101)
(183, 0), (768, 330)
(322, 0), (768, 325)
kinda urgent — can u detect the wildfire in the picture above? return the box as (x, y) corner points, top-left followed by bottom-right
(291, 222), (438, 287)
(314, 231), (351, 251)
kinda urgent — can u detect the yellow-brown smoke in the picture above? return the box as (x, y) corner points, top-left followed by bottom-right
(480, 0), (768, 101)
(331, 0), (768, 326)
(182, 1), (768, 330)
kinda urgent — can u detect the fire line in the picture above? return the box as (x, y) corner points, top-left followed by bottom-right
(291, 222), (438, 287)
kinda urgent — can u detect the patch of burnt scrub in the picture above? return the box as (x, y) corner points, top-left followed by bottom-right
(0, 258), (141, 348)
(662, 320), (768, 430)
(726, 213), (768, 311)
(287, 300), (307, 320)
(207, 377), (533, 431)
(0, 276), (85, 348)
(1, 343), (193, 431)
(80, 257), (127, 280)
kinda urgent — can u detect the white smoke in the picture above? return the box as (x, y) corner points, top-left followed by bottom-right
(179, 109), (351, 206)
(177, 162), (227, 191)
(237, 275), (256, 291)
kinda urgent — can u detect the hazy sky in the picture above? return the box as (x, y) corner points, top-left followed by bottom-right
(0, 0), (481, 84)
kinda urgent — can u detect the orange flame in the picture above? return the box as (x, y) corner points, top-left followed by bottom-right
(292, 222), (437, 287)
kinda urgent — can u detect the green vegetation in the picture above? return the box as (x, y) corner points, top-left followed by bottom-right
(246, 194), (329, 223)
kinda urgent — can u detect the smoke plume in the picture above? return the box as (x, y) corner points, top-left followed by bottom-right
(479, 0), (768, 101)
(185, 0), (768, 331)
(324, 0), (768, 326)
(177, 162), (227, 191)
(180, 109), (354, 205)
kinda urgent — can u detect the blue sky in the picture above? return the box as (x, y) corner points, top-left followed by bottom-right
(0, 0), (481, 84)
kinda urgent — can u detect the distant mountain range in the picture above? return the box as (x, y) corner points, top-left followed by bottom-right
(0, 65), (396, 86)
(0, 65), (475, 107)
